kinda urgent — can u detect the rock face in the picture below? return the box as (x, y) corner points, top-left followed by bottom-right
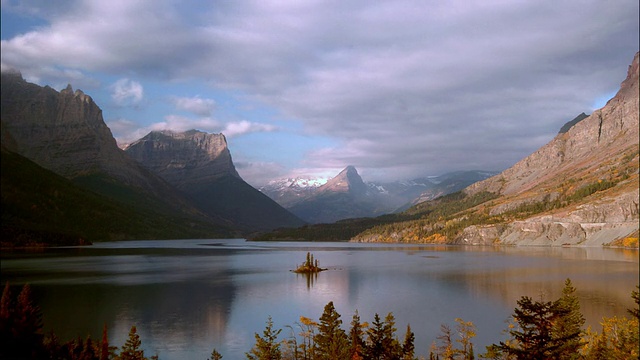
(264, 167), (496, 224)
(126, 130), (305, 232)
(460, 52), (640, 246)
(0, 72), (179, 198)
(124, 130), (240, 189)
(287, 166), (380, 223)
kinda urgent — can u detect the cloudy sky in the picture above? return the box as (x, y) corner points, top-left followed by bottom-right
(1, 0), (638, 186)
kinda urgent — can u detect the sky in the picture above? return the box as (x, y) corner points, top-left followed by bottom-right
(1, 0), (638, 186)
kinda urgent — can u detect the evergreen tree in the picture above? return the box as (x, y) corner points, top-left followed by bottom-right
(246, 316), (282, 360)
(552, 279), (584, 359)
(401, 324), (415, 360)
(119, 325), (145, 360)
(349, 310), (365, 360)
(209, 348), (223, 360)
(314, 301), (350, 360)
(365, 313), (385, 360)
(497, 295), (566, 360)
(629, 285), (640, 320)
(381, 313), (401, 360)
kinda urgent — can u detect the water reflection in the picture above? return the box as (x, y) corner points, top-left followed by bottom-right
(1, 240), (637, 360)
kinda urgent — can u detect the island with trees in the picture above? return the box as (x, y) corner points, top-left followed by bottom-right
(292, 252), (327, 274)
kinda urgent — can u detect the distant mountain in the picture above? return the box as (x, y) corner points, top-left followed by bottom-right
(276, 166), (495, 223)
(354, 51), (640, 246)
(125, 130), (305, 232)
(286, 166), (380, 223)
(259, 176), (330, 207)
(256, 52), (639, 246)
(0, 72), (232, 241)
(558, 112), (589, 134)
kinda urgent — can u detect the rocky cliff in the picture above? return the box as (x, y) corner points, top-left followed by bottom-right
(126, 130), (305, 232)
(458, 52), (640, 246)
(124, 130), (240, 189)
(0, 72), (184, 200)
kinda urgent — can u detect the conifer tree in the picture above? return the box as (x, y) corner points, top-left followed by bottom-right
(209, 348), (223, 360)
(349, 310), (365, 360)
(120, 325), (145, 360)
(629, 285), (640, 320)
(497, 295), (567, 359)
(365, 313), (385, 360)
(381, 312), (401, 359)
(401, 324), (415, 360)
(314, 301), (350, 360)
(246, 316), (282, 360)
(552, 278), (584, 359)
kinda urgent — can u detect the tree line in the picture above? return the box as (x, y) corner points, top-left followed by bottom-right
(1, 280), (638, 359)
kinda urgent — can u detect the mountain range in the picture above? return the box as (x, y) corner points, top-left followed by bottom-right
(256, 52), (639, 246)
(0, 71), (303, 244)
(2, 51), (637, 246)
(260, 166), (497, 223)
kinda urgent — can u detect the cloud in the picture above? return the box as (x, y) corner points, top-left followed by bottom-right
(170, 96), (216, 116)
(234, 160), (288, 187)
(111, 78), (143, 106)
(2, 0), (638, 181)
(222, 120), (277, 138)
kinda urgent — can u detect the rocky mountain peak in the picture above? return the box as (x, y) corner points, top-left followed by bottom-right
(318, 165), (368, 196)
(125, 129), (240, 189)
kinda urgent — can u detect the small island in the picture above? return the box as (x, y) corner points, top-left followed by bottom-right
(293, 252), (327, 274)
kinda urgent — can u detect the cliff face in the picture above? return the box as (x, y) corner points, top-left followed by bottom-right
(124, 130), (240, 189)
(126, 130), (305, 232)
(0, 72), (179, 197)
(459, 52), (640, 246)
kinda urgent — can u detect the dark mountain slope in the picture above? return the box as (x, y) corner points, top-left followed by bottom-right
(125, 130), (305, 232)
(1, 147), (232, 246)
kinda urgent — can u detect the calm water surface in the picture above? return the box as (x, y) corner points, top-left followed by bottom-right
(1, 239), (638, 359)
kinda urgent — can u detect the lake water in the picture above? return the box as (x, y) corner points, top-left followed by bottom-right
(1, 239), (638, 359)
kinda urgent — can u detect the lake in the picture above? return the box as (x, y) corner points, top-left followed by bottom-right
(1, 239), (638, 359)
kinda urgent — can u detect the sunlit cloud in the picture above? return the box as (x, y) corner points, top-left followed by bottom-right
(171, 96), (216, 116)
(111, 78), (143, 106)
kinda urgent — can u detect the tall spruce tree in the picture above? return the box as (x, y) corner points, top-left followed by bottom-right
(401, 324), (415, 360)
(349, 310), (365, 360)
(314, 301), (350, 360)
(497, 295), (568, 360)
(246, 316), (282, 360)
(120, 325), (145, 360)
(552, 278), (585, 359)
(365, 313), (385, 360)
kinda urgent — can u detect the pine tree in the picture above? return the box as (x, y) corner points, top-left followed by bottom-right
(314, 301), (350, 360)
(552, 278), (585, 359)
(120, 325), (145, 360)
(401, 324), (415, 360)
(497, 295), (566, 360)
(629, 285), (640, 320)
(349, 310), (365, 360)
(246, 316), (282, 360)
(209, 348), (223, 360)
(365, 313), (385, 360)
(381, 312), (401, 359)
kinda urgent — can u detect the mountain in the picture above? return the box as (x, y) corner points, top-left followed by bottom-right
(125, 130), (305, 232)
(259, 176), (330, 208)
(0, 71), (199, 215)
(1, 146), (230, 245)
(286, 166), (381, 223)
(256, 52), (639, 246)
(261, 167), (496, 223)
(352, 51), (639, 246)
(0, 72), (259, 243)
